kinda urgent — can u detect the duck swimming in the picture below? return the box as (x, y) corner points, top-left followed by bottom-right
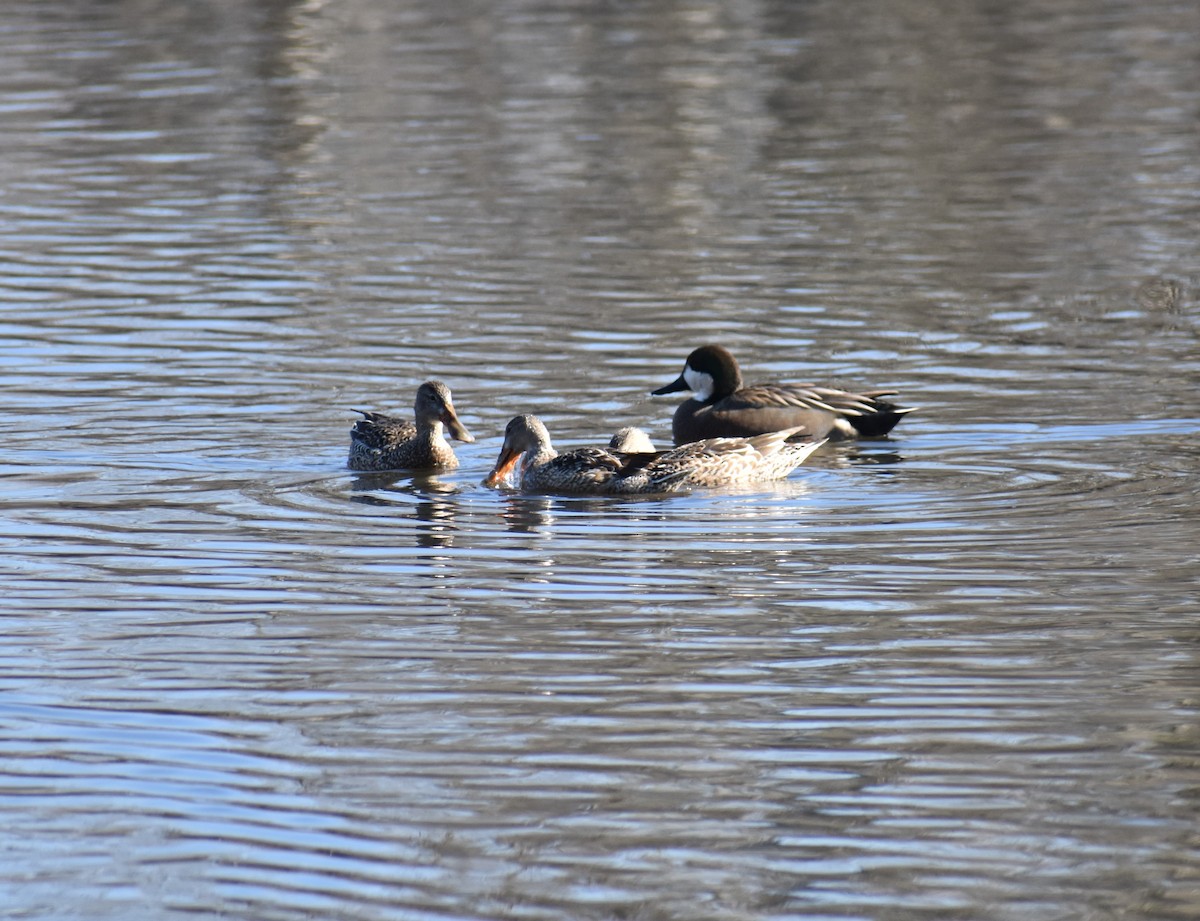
(484, 414), (825, 495)
(652, 344), (914, 444)
(348, 380), (474, 471)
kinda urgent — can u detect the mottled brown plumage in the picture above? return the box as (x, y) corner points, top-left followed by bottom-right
(484, 414), (825, 495)
(348, 380), (474, 471)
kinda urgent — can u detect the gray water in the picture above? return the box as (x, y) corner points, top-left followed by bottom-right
(2, 0), (1198, 919)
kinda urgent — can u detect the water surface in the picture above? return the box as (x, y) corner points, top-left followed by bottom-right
(1, 0), (1198, 918)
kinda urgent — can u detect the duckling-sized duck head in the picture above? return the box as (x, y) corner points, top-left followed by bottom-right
(608, 427), (657, 453)
(416, 380), (474, 443)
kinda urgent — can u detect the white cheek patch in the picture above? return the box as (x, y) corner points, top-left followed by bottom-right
(684, 366), (714, 401)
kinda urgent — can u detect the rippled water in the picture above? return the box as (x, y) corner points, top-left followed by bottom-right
(2, 0), (1199, 918)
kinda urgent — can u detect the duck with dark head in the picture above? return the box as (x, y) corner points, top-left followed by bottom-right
(652, 344), (914, 445)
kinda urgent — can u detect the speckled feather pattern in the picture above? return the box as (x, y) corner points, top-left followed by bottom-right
(622, 429), (825, 491)
(347, 380), (473, 472)
(487, 415), (824, 495)
(348, 411), (460, 471)
(520, 445), (629, 493)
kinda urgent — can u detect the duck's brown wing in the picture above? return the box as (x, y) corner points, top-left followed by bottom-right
(799, 386), (916, 435)
(733, 383), (877, 415)
(736, 384), (914, 437)
(529, 447), (630, 492)
(700, 386), (832, 439)
(350, 410), (417, 449)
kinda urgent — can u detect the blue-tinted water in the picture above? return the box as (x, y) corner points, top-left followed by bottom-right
(1, 0), (1197, 918)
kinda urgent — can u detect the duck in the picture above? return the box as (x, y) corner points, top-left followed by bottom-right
(348, 380), (474, 471)
(608, 426), (657, 453)
(484, 414), (826, 495)
(652, 344), (914, 444)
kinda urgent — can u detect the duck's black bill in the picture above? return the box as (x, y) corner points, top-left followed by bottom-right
(651, 374), (689, 396)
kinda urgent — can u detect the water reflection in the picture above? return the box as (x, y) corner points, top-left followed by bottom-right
(497, 494), (557, 536)
(347, 472), (463, 549)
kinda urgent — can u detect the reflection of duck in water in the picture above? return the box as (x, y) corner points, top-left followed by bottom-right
(348, 380), (474, 471)
(652, 344), (915, 443)
(345, 470), (460, 550)
(484, 414), (825, 495)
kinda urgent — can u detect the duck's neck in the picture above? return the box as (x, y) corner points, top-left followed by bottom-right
(522, 445), (557, 478)
(414, 419), (446, 448)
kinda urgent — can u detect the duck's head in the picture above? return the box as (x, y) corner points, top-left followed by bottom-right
(415, 380), (474, 443)
(608, 427), (657, 453)
(651, 344), (742, 402)
(483, 414), (552, 488)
